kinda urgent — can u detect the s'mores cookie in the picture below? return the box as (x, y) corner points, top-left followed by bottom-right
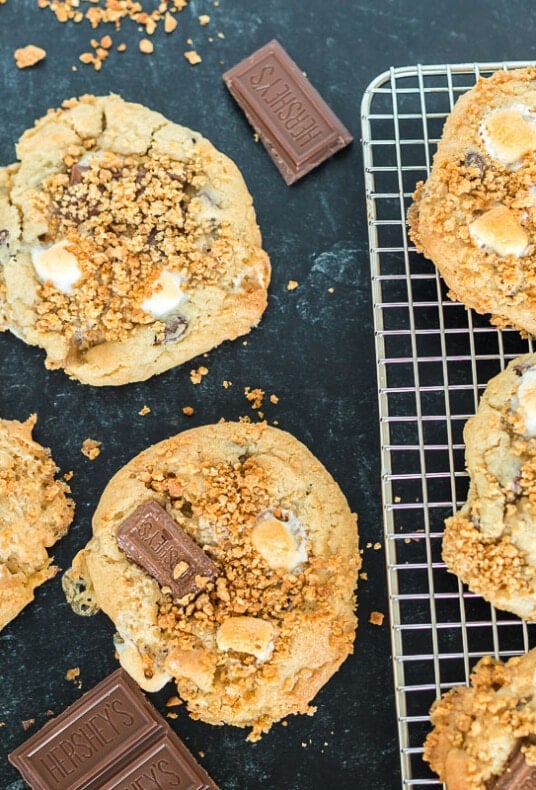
(443, 353), (536, 619)
(0, 95), (270, 385)
(0, 415), (74, 630)
(409, 67), (536, 335)
(63, 422), (360, 740)
(424, 648), (536, 789)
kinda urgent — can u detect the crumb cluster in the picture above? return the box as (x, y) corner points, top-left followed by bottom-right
(34, 149), (232, 347)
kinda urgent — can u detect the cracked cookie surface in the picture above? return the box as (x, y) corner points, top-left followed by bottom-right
(443, 353), (536, 619)
(0, 415), (74, 630)
(63, 422), (360, 740)
(0, 94), (270, 385)
(409, 67), (536, 335)
(424, 648), (536, 789)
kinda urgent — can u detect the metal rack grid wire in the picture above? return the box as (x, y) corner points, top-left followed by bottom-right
(362, 61), (536, 788)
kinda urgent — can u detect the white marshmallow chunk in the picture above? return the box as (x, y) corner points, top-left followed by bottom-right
(481, 107), (536, 165)
(141, 269), (186, 318)
(31, 240), (82, 294)
(469, 205), (529, 258)
(515, 368), (536, 437)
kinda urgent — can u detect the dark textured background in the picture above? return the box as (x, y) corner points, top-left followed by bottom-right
(1, 2), (535, 789)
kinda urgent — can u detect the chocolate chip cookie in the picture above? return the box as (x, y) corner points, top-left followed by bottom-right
(409, 66), (536, 335)
(63, 422), (360, 740)
(424, 648), (536, 789)
(0, 415), (74, 630)
(443, 353), (536, 619)
(0, 95), (270, 385)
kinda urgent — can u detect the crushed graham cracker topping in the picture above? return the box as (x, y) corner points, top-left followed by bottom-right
(33, 148), (232, 348)
(140, 456), (323, 647)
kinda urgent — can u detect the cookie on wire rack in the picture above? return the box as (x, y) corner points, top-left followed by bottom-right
(443, 352), (536, 619)
(424, 648), (536, 789)
(409, 66), (536, 336)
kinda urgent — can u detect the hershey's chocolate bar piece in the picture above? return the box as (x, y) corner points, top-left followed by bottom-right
(9, 669), (218, 789)
(491, 743), (536, 789)
(116, 500), (217, 601)
(223, 39), (352, 184)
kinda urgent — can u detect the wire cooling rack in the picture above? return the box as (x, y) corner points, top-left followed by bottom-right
(362, 61), (536, 788)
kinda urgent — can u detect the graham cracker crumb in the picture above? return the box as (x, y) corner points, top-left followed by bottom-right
(22, 719), (35, 731)
(222, 380), (232, 389)
(182, 406), (195, 416)
(117, 42), (127, 52)
(166, 696), (182, 707)
(328, 287), (335, 293)
(184, 50), (202, 65)
(65, 667), (80, 681)
(164, 12), (178, 32)
(244, 386), (265, 410)
(269, 394), (279, 404)
(14, 44), (46, 69)
(287, 280), (299, 291)
(166, 711), (178, 719)
(63, 470), (74, 481)
(359, 571), (368, 580)
(81, 438), (102, 460)
(373, 542), (382, 551)
(199, 14), (210, 25)
(139, 38), (154, 54)
(139, 405), (151, 416)
(190, 366), (209, 384)
(369, 611), (385, 626)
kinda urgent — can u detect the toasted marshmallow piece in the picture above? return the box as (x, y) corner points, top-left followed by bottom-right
(164, 646), (217, 692)
(482, 107), (536, 165)
(217, 616), (275, 661)
(113, 635), (170, 692)
(514, 368), (536, 437)
(469, 205), (529, 258)
(31, 240), (82, 294)
(251, 516), (307, 572)
(141, 269), (186, 318)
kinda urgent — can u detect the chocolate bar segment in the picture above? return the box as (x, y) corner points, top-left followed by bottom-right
(116, 500), (218, 601)
(491, 743), (536, 789)
(223, 39), (352, 184)
(9, 669), (219, 790)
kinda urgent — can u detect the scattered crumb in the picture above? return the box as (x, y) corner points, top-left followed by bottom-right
(81, 438), (102, 460)
(182, 406), (195, 416)
(186, 37), (193, 45)
(63, 470), (74, 481)
(184, 50), (202, 65)
(272, 419), (279, 426)
(404, 537), (411, 544)
(199, 14), (210, 25)
(117, 42), (127, 52)
(327, 287), (335, 293)
(287, 280), (299, 291)
(166, 696), (182, 707)
(242, 340), (248, 346)
(190, 365), (209, 384)
(65, 667), (80, 681)
(46, 710), (54, 717)
(22, 719), (35, 731)
(366, 542), (372, 549)
(166, 712), (178, 719)
(253, 132), (260, 143)
(244, 386), (265, 410)
(238, 415), (252, 424)
(138, 405), (151, 416)
(164, 12), (178, 33)
(139, 38), (154, 54)
(394, 495), (401, 503)
(369, 611), (385, 626)
(222, 380), (232, 389)
(373, 541), (382, 550)
(14, 44), (46, 69)
(199, 750), (205, 758)
(0, 722), (5, 728)
(359, 571), (368, 581)
(217, 31), (225, 38)
(269, 394), (279, 404)
(281, 720), (288, 727)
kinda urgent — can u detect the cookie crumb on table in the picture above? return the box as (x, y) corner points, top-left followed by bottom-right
(190, 366), (209, 384)
(244, 386), (265, 409)
(182, 406), (195, 416)
(199, 14), (210, 25)
(138, 405), (151, 416)
(22, 719), (35, 731)
(287, 280), (299, 291)
(14, 44), (46, 69)
(369, 611), (385, 626)
(139, 38), (154, 54)
(81, 438), (102, 460)
(184, 50), (202, 65)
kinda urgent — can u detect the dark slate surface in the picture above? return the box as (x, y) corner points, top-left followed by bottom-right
(0, 2), (534, 788)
